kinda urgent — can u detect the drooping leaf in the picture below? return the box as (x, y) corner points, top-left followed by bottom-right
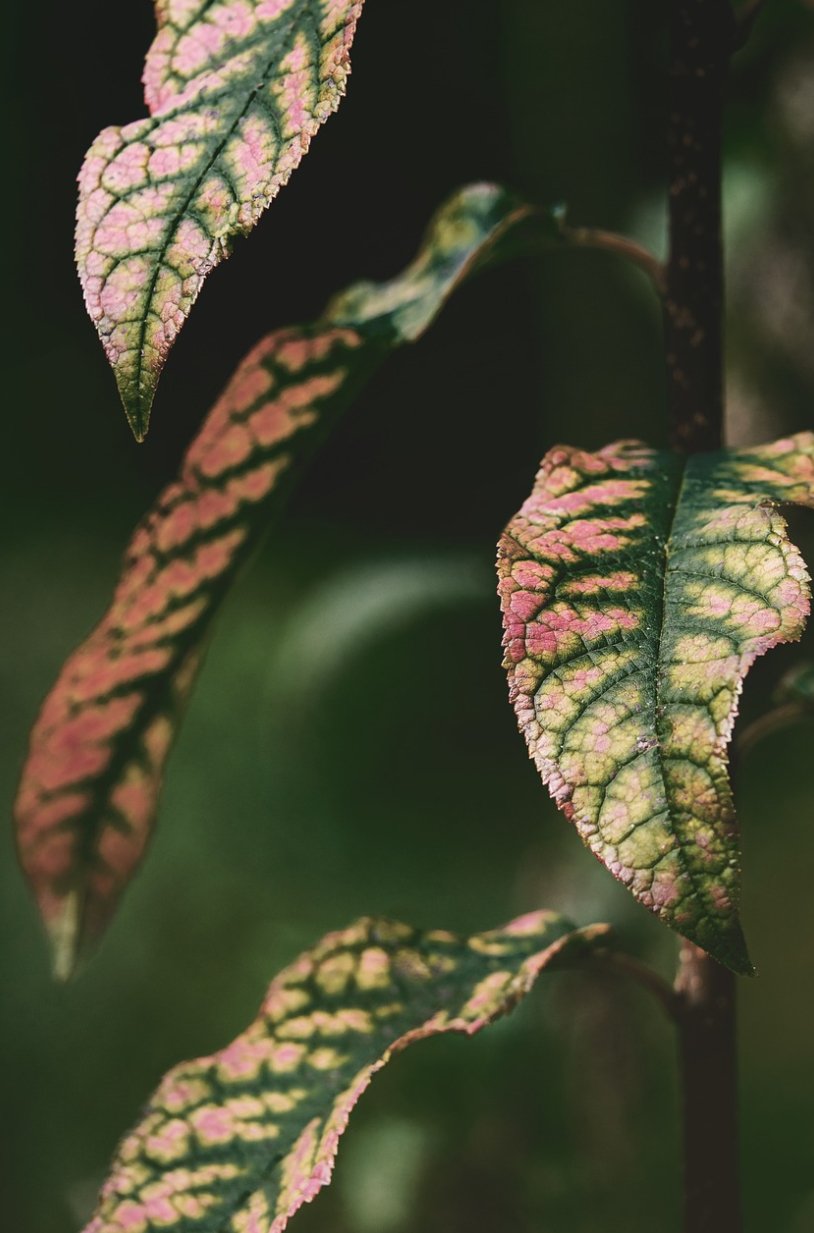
(498, 433), (814, 973)
(76, 0), (365, 439)
(16, 184), (539, 977)
(83, 911), (608, 1233)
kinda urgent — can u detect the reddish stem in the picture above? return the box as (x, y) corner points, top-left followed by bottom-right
(664, 4), (743, 1231)
(664, 0), (734, 453)
(674, 944), (742, 1232)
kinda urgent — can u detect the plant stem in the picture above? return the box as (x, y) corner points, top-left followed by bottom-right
(563, 225), (666, 295)
(592, 947), (681, 1021)
(674, 945), (741, 1233)
(664, 0), (735, 453)
(665, 4), (742, 1231)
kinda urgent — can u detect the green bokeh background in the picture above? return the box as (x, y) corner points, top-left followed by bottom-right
(3, 2), (814, 1230)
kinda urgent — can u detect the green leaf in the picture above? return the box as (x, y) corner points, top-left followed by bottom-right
(82, 911), (608, 1233)
(498, 434), (814, 973)
(16, 184), (537, 978)
(776, 660), (814, 709)
(76, 0), (366, 440)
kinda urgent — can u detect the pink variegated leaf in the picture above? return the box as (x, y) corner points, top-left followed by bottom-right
(83, 911), (608, 1233)
(77, 0), (365, 439)
(498, 435), (814, 973)
(17, 185), (539, 977)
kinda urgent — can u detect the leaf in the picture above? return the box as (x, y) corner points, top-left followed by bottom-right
(269, 556), (486, 711)
(76, 0), (365, 440)
(776, 660), (814, 709)
(497, 433), (814, 973)
(82, 911), (608, 1233)
(16, 184), (537, 978)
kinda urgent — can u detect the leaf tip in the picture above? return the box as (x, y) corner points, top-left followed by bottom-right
(120, 384), (152, 443)
(47, 891), (84, 983)
(697, 919), (754, 978)
(577, 921), (615, 947)
(730, 949), (757, 979)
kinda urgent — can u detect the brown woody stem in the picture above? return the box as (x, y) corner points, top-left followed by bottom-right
(664, 4), (743, 1231)
(674, 944), (742, 1233)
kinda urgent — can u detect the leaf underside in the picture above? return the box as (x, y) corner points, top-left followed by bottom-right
(16, 185), (535, 977)
(83, 911), (607, 1233)
(76, 0), (365, 439)
(498, 433), (814, 973)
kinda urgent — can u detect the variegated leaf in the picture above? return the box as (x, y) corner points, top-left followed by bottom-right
(16, 185), (536, 978)
(77, 0), (365, 439)
(83, 911), (608, 1233)
(498, 434), (814, 973)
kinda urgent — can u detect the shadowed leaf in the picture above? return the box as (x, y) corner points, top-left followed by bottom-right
(268, 556), (486, 710)
(76, 0), (365, 439)
(83, 911), (608, 1233)
(777, 660), (814, 709)
(498, 434), (814, 973)
(16, 184), (538, 977)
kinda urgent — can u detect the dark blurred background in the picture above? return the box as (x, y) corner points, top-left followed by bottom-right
(3, 1), (814, 1230)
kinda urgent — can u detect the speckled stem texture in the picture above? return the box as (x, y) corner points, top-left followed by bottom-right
(664, 0), (735, 454)
(82, 912), (608, 1233)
